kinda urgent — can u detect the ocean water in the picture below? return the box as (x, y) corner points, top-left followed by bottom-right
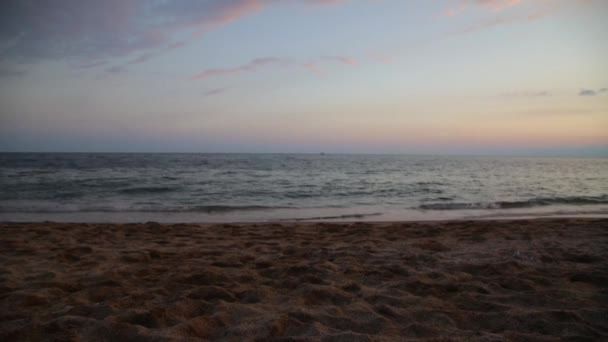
(1, 153), (607, 222)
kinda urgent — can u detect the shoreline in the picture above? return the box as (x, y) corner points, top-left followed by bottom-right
(1, 218), (607, 340)
(2, 204), (608, 224)
(3, 214), (608, 225)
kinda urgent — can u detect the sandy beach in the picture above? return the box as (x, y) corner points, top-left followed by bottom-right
(1, 218), (607, 341)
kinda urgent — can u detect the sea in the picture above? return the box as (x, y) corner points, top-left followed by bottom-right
(1, 153), (607, 223)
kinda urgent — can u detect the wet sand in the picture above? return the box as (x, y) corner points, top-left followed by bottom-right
(1, 219), (607, 341)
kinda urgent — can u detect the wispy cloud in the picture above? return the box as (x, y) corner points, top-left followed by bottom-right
(105, 66), (127, 74)
(127, 52), (156, 65)
(70, 60), (109, 69)
(192, 57), (293, 80)
(306, 0), (353, 6)
(192, 55), (357, 80)
(322, 56), (357, 65)
(446, 0), (593, 34)
(445, 0), (533, 16)
(0, 68), (25, 78)
(202, 87), (230, 97)
(0, 1), (150, 61)
(371, 55), (394, 64)
(0, 0), (359, 67)
(522, 107), (603, 116)
(501, 90), (551, 98)
(476, 0), (525, 12)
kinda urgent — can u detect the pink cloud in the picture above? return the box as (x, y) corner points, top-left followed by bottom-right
(322, 56), (357, 65)
(306, 0), (353, 5)
(199, 0), (271, 31)
(2, 0), (363, 67)
(445, 0), (470, 16)
(478, 0), (525, 11)
(116, 0), (363, 66)
(453, 0), (584, 34)
(445, 0), (530, 16)
(302, 62), (326, 75)
(374, 55), (394, 64)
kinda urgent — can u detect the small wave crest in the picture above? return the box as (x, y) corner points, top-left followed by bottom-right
(188, 205), (284, 213)
(418, 195), (608, 210)
(277, 212), (383, 222)
(0, 204), (287, 214)
(118, 186), (178, 194)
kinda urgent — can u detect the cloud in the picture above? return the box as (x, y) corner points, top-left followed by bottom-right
(579, 89), (597, 96)
(445, 0), (526, 16)
(0, 0), (359, 67)
(522, 108), (600, 116)
(579, 88), (607, 96)
(164, 0), (270, 34)
(501, 90), (551, 98)
(105, 66), (127, 73)
(451, 1), (575, 35)
(445, 0), (595, 36)
(372, 55), (394, 64)
(0, 68), (25, 78)
(0, 1), (266, 62)
(477, 0), (525, 12)
(306, 0), (352, 5)
(202, 87), (230, 97)
(322, 56), (357, 65)
(191, 55), (357, 80)
(192, 57), (293, 80)
(0, 0), (149, 60)
(71, 60), (109, 69)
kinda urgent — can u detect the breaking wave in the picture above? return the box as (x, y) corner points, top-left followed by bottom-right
(418, 195), (608, 210)
(0, 205), (287, 214)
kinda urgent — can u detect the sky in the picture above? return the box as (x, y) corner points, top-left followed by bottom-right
(0, 0), (607, 156)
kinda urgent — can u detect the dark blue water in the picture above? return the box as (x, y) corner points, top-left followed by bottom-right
(1, 153), (607, 222)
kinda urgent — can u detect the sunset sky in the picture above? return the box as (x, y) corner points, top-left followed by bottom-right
(0, 0), (606, 155)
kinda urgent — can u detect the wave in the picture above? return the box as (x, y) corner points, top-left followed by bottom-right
(0, 205), (287, 214)
(418, 195), (608, 210)
(187, 205), (285, 213)
(465, 208), (608, 220)
(276, 212), (383, 222)
(117, 186), (178, 194)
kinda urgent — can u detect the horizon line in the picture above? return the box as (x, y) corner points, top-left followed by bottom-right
(1, 151), (606, 158)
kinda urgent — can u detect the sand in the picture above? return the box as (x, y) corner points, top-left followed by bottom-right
(1, 218), (607, 341)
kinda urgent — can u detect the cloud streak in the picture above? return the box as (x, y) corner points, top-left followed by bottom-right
(579, 88), (607, 96)
(192, 57), (293, 80)
(447, 0), (593, 35)
(306, 0), (353, 6)
(202, 87), (230, 97)
(446, 0), (528, 16)
(501, 90), (551, 98)
(191, 55), (357, 80)
(322, 56), (357, 65)
(480, 0), (525, 12)
(0, 68), (25, 78)
(105, 66), (126, 74)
